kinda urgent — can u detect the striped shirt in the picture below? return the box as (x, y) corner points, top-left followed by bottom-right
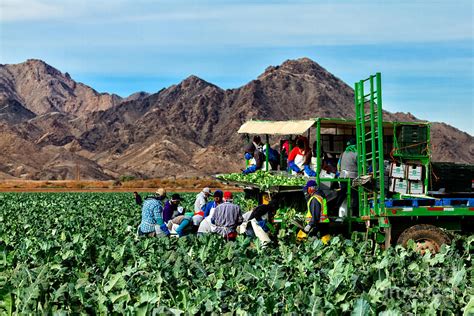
(211, 202), (243, 236)
(139, 197), (164, 233)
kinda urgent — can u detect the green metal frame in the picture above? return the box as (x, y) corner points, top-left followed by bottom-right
(354, 73), (386, 223)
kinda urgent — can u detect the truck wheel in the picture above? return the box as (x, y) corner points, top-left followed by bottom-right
(397, 224), (451, 254)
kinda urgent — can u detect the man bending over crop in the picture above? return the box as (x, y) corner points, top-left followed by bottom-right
(192, 187), (211, 226)
(302, 180), (329, 236)
(211, 191), (243, 240)
(138, 188), (170, 237)
(197, 190), (224, 234)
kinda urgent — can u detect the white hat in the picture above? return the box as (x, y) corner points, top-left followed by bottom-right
(202, 187), (211, 194)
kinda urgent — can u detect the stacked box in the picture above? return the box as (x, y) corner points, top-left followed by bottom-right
(390, 178), (408, 194)
(409, 181), (425, 194)
(407, 165), (423, 181)
(431, 162), (474, 193)
(390, 163), (406, 179)
(397, 125), (428, 156)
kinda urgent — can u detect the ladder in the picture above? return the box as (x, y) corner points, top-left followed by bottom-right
(354, 73), (386, 218)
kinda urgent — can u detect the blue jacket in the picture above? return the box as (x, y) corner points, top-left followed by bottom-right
(202, 201), (218, 218)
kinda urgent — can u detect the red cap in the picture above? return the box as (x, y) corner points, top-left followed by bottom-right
(223, 191), (233, 200)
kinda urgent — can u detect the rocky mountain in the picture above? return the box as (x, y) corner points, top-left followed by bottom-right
(0, 58), (472, 180)
(0, 59), (122, 117)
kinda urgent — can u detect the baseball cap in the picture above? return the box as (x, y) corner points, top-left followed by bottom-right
(156, 188), (166, 197)
(213, 190), (223, 198)
(171, 193), (182, 201)
(304, 180), (317, 190)
(223, 191), (233, 200)
(203, 187), (212, 194)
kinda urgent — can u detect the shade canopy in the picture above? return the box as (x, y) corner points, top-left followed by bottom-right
(237, 120), (315, 135)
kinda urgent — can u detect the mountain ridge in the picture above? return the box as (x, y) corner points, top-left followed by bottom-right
(0, 58), (472, 180)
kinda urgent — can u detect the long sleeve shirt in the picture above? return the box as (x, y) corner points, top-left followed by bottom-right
(288, 147), (304, 163)
(194, 192), (208, 213)
(339, 151), (358, 178)
(211, 202), (243, 236)
(139, 198), (164, 233)
(308, 197), (322, 227)
(248, 204), (276, 221)
(203, 201), (218, 218)
(162, 201), (178, 223)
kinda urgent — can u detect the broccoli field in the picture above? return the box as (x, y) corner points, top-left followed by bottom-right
(0, 193), (473, 315)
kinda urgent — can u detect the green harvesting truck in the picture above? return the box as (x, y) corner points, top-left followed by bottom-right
(216, 73), (474, 252)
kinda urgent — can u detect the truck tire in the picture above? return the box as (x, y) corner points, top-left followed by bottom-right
(397, 224), (451, 254)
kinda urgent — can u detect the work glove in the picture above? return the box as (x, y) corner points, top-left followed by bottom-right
(244, 152), (253, 160)
(335, 171), (340, 178)
(160, 224), (171, 236)
(177, 206), (184, 215)
(303, 224), (312, 234)
(288, 161), (301, 173)
(242, 165), (257, 175)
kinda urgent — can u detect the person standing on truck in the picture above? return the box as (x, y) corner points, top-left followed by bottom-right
(252, 135), (264, 152)
(288, 138), (316, 176)
(336, 138), (359, 212)
(302, 180), (329, 235)
(242, 143), (271, 174)
(138, 188), (170, 237)
(252, 135), (280, 170)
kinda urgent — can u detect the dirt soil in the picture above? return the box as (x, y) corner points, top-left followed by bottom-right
(0, 178), (241, 193)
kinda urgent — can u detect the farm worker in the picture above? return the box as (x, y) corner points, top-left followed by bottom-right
(250, 137), (280, 171)
(288, 138), (316, 177)
(245, 199), (279, 231)
(337, 138), (358, 179)
(336, 138), (358, 212)
(192, 187), (212, 226)
(302, 180), (329, 235)
(312, 141), (337, 174)
(239, 199), (279, 245)
(197, 190), (224, 234)
(211, 191), (243, 240)
(133, 191), (143, 206)
(242, 143), (271, 174)
(162, 193), (182, 223)
(138, 188), (170, 237)
(252, 135), (264, 152)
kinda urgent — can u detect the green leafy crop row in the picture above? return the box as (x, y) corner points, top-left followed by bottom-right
(217, 171), (308, 190)
(0, 193), (472, 314)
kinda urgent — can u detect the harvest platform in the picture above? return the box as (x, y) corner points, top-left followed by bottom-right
(216, 72), (474, 251)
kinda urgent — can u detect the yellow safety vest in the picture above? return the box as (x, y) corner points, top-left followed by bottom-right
(305, 194), (329, 223)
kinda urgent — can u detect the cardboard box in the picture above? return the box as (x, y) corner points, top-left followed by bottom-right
(390, 163), (406, 179)
(407, 165), (423, 181)
(390, 178), (408, 194)
(409, 181), (425, 194)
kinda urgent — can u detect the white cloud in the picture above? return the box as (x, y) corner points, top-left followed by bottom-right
(0, 0), (67, 21)
(1, 1), (472, 45)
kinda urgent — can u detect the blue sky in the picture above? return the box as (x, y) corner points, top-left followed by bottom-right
(0, 0), (473, 134)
